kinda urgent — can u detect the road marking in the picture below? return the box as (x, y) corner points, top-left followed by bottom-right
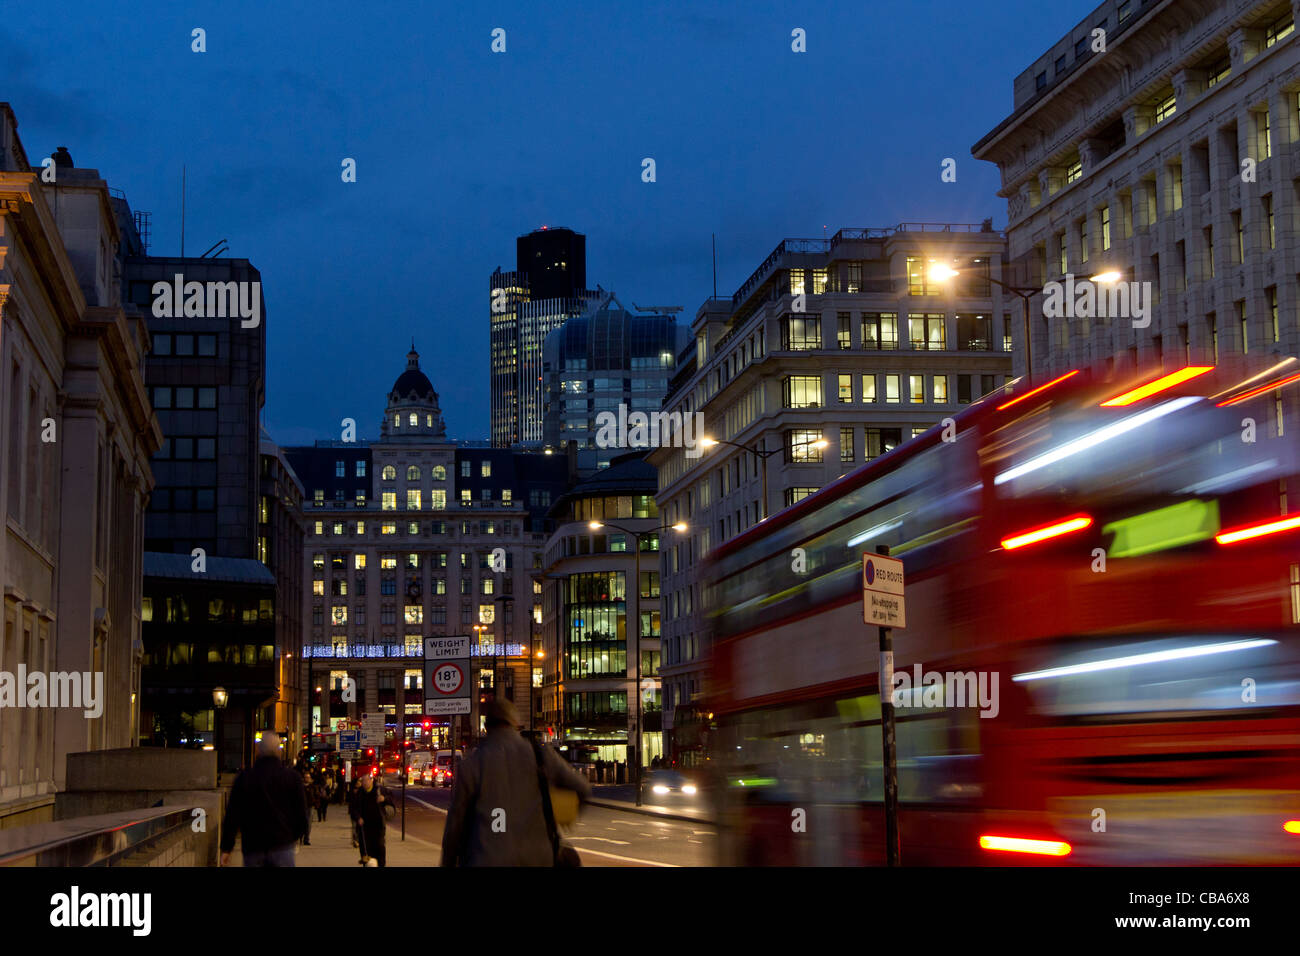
(404, 794), (448, 815)
(567, 836), (632, 845)
(575, 847), (679, 867)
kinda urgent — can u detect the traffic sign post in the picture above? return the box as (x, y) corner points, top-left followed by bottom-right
(864, 546), (904, 867)
(424, 636), (472, 716)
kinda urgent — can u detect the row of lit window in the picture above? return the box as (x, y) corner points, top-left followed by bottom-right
(781, 313), (1005, 352)
(313, 552), (531, 573)
(314, 514), (516, 535)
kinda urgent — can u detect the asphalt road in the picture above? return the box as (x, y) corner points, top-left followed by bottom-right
(382, 778), (715, 867)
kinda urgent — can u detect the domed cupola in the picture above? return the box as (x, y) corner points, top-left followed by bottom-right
(382, 342), (447, 439)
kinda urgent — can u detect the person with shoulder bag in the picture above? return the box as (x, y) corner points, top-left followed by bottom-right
(440, 700), (590, 866)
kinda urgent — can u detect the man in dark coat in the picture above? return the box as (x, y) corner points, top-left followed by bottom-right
(349, 772), (388, 866)
(219, 732), (310, 866)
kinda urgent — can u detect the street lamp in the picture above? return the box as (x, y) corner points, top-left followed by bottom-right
(700, 436), (827, 520)
(930, 262), (1041, 384)
(930, 261), (1124, 386)
(587, 519), (687, 805)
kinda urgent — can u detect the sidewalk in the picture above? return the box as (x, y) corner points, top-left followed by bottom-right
(230, 803), (439, 868)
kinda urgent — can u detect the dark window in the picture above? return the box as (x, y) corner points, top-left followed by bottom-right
(1035, 71), (1047, 91)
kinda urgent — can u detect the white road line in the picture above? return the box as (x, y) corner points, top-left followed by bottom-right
(575, 847), (679, 867)
(566, 836), (631, 846)
(404, 794), (448, 815)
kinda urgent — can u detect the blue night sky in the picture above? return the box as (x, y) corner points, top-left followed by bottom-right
(3, 0), (1092, 446)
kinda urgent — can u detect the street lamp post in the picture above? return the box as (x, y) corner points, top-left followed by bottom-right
(929, 262), (1040, 383)
(588, 520), (687, 806)
(930, 262), (1124, 387)
(701, 436), (827, 520)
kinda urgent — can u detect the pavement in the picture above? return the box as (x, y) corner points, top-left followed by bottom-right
(228, 799), (440, 868)
(228, 784), (716, 867)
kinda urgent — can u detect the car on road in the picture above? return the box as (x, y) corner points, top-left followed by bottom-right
(434, 750), (461, 788)
(640, 769), (701, 805)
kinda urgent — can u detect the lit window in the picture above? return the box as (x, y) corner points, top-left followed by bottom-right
(781, 375), (822, 408)
(382, 522), (397, 535)
(407, 465), (420, 480)
(909, 375), (924, 403)
(407, 489), (421, 510)
(381, 554), (397, 569)
(332, 606), (347, 625)
(393, 415), (400, 428)
(432, 465), (447, 481)
(431, 489), (447, 509)
(481, 461), (492, 478)
(933, 376), (949, 403)
(314, 521), (324, 535)
(382, 492), (396, 511)
(405, 605), (423, 624)
(356, 521), (365, 534)
(862, 375), (877, 403)
(1155, 93), (1176, 123)
(461, 489), (471, 504)
(312, 580), (324, 596)
(355, 554), (366, 570)
(1066, 159), (1082, 183)
(382, 465), (396, 481)
(409, 413), (418, 427)
(838, 374), (852, 403)
(1266, 15), (1294, 47)
(885, 374), (901, 404)
(785, 430), (824, 463)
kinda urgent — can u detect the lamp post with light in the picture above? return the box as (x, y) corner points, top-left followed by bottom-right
(929, 262), (1122, 386)
(700, 435), (828, 520)
(587, 519), (687, 805)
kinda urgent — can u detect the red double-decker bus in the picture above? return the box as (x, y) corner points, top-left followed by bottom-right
(703, 362), (1300, 865)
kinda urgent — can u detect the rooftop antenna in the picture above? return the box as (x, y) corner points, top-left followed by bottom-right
(712, 233), (717, 299)
(180, 165), (186, 257)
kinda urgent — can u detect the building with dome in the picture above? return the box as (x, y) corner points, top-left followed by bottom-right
(285, 346), (572, 753)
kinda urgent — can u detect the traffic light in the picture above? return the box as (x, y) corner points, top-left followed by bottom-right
(366, 748), (374, 757)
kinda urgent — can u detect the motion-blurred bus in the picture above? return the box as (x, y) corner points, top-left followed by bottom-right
(703, 362), (1300, 864)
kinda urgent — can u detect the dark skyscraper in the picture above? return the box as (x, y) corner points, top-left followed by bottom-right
(490, 227), (596, 447)
(516, 226), (585, 300)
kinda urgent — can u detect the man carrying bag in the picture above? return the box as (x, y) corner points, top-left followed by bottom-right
(440, 699), (590, 866)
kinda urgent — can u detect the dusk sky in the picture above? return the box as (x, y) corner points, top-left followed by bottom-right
(3, 0), (1092, 445)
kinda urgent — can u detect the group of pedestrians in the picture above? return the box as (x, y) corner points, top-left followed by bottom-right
(219, 700), (591, 868)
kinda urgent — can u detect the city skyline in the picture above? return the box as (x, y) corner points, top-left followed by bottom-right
(0, 0), (1090, 444)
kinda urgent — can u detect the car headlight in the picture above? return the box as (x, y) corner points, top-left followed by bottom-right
(652, 785), (670, 795)
(682, 784), (697, 795)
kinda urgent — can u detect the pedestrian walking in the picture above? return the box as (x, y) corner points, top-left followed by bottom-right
(298, 768), (314, 845)
(349, 772), (387, 867)
(312, 771), (329, 822)
(219, 732), (310, 867)
(441, 700), (591, 867)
